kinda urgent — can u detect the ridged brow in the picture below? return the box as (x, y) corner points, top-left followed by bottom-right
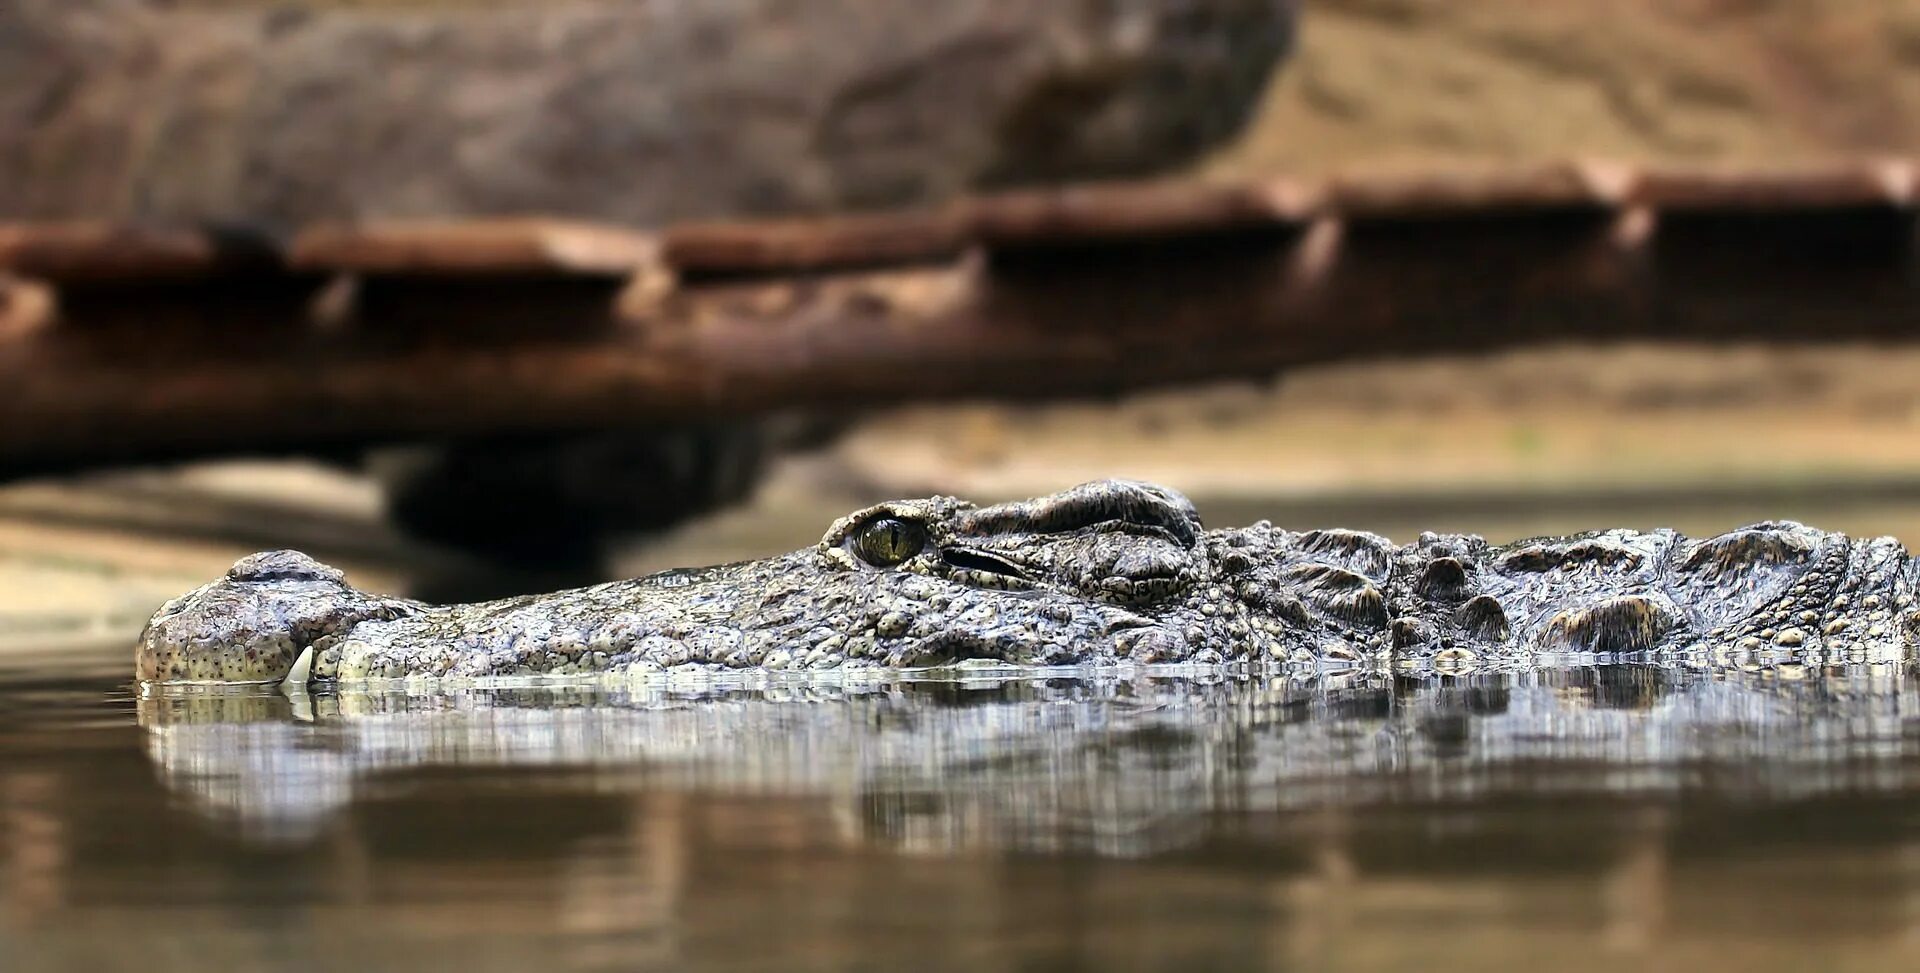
(955, 480), (1199, 547)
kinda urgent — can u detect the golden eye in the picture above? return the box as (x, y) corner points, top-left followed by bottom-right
(852, 517), (927, 567)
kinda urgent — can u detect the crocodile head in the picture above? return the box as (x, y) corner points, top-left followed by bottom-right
(138, 479), (1328, 684)
(791, 478), (1217, 667)
(136, 550), (422, 683)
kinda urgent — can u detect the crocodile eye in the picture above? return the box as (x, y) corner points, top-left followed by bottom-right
(852, 517), (927, 567)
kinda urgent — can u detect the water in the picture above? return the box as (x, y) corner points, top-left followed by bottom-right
(4, 647), (1920, 971)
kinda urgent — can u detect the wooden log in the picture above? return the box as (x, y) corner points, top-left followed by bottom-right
(1631, 161), (1915, 211)
(663, 209), (970, 277)
(0, 163), (1916, 475)
(289, 220), (658, 278)
(1325, 162), (1628, 219)
(0, 223), (280, 283)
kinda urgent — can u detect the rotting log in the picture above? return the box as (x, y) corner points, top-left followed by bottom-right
(1, 162), (1917, 475)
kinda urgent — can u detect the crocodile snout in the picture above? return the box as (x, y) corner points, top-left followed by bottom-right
(136, 551), (414, 684)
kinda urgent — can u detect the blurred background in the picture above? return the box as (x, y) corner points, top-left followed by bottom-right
(6, 0), (1920, 651)
(11, 6), (1920, 972)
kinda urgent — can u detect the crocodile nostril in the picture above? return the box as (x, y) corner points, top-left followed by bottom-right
(226, 550), (347, 584)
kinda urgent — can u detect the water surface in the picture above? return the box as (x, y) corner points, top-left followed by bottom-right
(5, 647), (1920, 971)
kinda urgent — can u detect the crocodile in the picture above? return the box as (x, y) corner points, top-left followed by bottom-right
(136, 479), (1920, 684)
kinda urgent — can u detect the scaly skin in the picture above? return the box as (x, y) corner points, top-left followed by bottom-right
(135, 479), (1920, 684)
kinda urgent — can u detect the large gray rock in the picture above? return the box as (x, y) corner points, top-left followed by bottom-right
(2, 0), (1296, 227)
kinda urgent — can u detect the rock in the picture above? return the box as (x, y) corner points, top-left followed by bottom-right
(0, 0), (1298, 227)
(0, 0), (1297, 575)
(1214, 0), (1920, 176)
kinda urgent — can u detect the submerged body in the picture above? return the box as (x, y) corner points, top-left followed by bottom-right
(137, 480), (1920, 684)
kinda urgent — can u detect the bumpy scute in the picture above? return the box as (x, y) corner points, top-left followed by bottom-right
(1456, 596), (1511, 642)
(1539, 594), (1677, 654)
(136, 481), (1920, 684)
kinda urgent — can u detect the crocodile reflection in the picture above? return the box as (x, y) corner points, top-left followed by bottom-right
(139, 664), (1920, 855)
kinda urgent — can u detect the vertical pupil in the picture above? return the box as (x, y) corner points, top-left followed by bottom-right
(860, 519), (919, 564)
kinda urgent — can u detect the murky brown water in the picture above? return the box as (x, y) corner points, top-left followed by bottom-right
(4, 647), (1920, 972)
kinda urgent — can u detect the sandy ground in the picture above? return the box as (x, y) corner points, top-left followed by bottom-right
(1211, 0), (1920, 176)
